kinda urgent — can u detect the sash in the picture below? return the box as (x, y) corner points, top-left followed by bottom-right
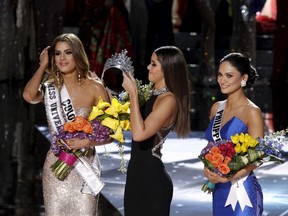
(60, 85), (76, 122)
(211, 100), (252, 211)
(44, 83), (66, 135)
(43, 83), (104, 196)
(211, 100), (225, 142)
(225, 176), (253, 211)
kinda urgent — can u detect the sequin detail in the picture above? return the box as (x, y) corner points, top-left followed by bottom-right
(43, 151), (99, 215)
(153, 87), (169, 95)
(152, 125), (173, 159)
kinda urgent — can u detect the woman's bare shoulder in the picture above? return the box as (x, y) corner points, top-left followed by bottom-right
(86, 78), (105, 90)
(247, 99), (262, 112)
(244, 100), (263, 121)
(156, 92), (177, 107)
(210, 100), (225, 116)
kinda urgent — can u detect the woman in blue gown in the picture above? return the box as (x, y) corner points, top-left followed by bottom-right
(204, 52), (264, 215)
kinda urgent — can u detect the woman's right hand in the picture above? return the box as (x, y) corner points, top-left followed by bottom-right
(122, 72), (137, 96)
(39, 46), (50, 68)
(204, 167), (229, 184)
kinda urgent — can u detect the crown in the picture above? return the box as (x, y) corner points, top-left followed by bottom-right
(102, 49), (134, 76)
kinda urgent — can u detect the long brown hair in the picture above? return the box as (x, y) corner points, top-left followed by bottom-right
(154, 46), (191, 137)
(47, 33), (90, 88)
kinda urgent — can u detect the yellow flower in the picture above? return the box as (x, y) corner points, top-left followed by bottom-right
(231, 133), (259, 154)
(105, 98), (122, 118)
(88, 106), (104, 121)
(97, 96), (111, 109)
(88, 97), (110, 121)
(231, 133), (240, 144)
(110, 126), (124, 143)
(102, 117), (119, 131)
(105, 98), (130, 117)
(121, 101), (130, 114)
(235, 143), (241, 154)
(250, 138), (258, 148)
(238, 133), (245, 143)
(120, 119), (130, 131)
(240, 143), (248, 154)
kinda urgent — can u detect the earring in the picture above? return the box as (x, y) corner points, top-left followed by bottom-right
(241, 80), (246, 87)
(56, 68), (60, 88)
(78, 72), (81, 86)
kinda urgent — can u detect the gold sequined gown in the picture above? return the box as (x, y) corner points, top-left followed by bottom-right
(42, 107), (101, 216)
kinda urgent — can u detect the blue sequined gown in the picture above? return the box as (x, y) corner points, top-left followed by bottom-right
(205, 116), (263, 216)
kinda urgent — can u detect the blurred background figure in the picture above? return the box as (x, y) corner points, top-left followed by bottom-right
(78, 0), (134, 78)
(270, 0), (288, 131)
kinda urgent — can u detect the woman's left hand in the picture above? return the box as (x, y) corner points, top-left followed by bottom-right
(67, 138), (90, 150)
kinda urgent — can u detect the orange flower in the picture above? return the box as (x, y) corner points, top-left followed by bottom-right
(224, 156), (232, 164)
(217, 162), (230, 174)
(213, 153), (224, 163)
(83, 124), (93, 134)
(63, 116), (93, 133)
(73, 116), (88, 131)
(210, 146), (221, 154)
(64, 122), (75, 133)
(205, 152), (224, 168)
(211, 161), (219, 168)
(205, 153), (213, 162)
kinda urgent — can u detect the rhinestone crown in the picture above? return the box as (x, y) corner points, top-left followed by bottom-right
(102, 49), (134, 76)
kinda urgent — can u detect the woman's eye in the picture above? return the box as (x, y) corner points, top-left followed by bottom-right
(55, 52), (60, 56)
(66, 51), (72, 55)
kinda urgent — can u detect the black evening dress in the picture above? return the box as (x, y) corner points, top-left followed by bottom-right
(124, 95), (174, 216)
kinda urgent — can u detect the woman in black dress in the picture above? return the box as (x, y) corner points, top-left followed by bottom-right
(122, 46), (191, 216)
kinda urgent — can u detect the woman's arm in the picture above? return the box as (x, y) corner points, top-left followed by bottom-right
(247, 105), (264, 138)
(94, 80), (111, 104)
(66, 137), (113, 150)
(23, 46), (50, 104)
(122, 72), (178, 141)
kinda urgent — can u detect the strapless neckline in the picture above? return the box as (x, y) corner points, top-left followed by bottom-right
(75, 106), (92, 118)
(205, 116), (248, 141)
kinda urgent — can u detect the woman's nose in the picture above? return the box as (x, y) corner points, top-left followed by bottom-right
(60, 53), (66, 60)
(218, 76), (225, 83)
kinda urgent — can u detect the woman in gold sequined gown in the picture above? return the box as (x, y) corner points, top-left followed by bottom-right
(23, 33), (110, 215)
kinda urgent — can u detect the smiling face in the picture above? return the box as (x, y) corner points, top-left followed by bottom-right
(147, 52), (165, 87)
(217, 61), (247, 94)
(54, 41), (76, 74)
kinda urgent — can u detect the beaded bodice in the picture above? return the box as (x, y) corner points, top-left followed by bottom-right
(151, 124), (174, 159)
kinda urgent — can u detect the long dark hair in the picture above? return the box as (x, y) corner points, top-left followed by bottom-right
(154, 46), (191, 137)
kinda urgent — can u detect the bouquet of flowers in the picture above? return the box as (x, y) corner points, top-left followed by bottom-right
(118, 79), (153, 107)
(199, 130), (287, 193)
(51, 96), (131, 180)
(88, 96), (131, 173)
(50, 115), (111, 180)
